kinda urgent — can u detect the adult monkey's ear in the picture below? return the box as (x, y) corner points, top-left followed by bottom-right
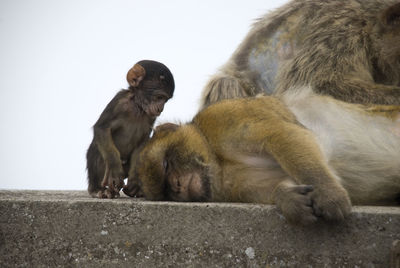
(126, 63), (146, 87)
(154, 123), (180, 134)
(381, 2), (400, 26)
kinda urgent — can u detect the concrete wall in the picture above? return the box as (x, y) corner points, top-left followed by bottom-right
(0, 190), (399, 267)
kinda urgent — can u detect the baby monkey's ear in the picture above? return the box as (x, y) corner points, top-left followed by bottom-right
(126, 63), (146, 87)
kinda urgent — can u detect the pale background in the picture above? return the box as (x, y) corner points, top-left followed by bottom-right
(0, 0), (287, 190)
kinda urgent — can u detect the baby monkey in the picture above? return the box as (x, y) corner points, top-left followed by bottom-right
(86, 60), (174, 198)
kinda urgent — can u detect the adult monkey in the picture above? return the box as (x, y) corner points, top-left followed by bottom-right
(86, 60), (174, 198)
(201, 0), (400, 108)
(135, 89), (400, 225)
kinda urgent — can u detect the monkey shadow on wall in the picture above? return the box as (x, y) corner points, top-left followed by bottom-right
(135, 90), (400, 226)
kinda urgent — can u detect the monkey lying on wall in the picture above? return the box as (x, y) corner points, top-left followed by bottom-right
(86, 60), (174, 198)
(201, 0), (400, 108)
(134, 88), (400, 225)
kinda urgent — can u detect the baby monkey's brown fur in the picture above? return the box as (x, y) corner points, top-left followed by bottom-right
(138, 90), (400, 225)
(86, 60), (174, 198)
(201, 0), (400, 108)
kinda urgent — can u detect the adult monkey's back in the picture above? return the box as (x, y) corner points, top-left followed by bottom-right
(200, 0), (400, 108)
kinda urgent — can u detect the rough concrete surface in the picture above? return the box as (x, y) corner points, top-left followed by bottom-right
(0, 190), (399, 267)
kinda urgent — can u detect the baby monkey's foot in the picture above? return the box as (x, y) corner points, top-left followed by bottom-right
(97, 188), (121, 199)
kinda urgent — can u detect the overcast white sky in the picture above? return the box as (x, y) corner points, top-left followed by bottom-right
(0, 0), (287, 190)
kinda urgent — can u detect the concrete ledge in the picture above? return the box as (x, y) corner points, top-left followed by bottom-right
(0, 190), (399, 267)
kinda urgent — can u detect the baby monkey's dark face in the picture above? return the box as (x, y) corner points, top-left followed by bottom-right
(141, 88), (171, 118)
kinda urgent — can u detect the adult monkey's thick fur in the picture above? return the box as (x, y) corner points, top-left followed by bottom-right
(201, 0), (400, 108)
(138, 89), (400, 225)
